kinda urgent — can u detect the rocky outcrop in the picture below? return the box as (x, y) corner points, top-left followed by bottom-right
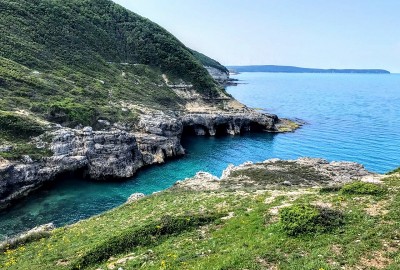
(51, 127), (143, 179)
(182, 112), (278, 136)
(126, 193), (145, 203)
(0, 127), (143, 209)
(205, 66), (229, 85)
(0, 223), (54, 251)
(174, 158), (380, 192)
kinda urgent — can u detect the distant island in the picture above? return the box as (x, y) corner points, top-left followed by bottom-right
(228, 65), (390, 74)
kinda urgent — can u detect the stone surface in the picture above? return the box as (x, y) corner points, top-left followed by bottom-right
(175, 158), (379, 192)
(174, 172), (221, 191)
(0, 145), (13, 153)
(126, 193), (145, 203)
(0, 223), (55, 250)
(181, 111), (278, 136)
(205, 66), (229, 85)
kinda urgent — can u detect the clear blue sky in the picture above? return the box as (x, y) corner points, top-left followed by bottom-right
(113, 0), (400, 72)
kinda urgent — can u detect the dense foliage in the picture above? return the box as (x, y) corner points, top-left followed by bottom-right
(0, 111), (45, 140)
(0, 0), (219, 91)
(0, 0), (224, 129)
(340, 181), (387, 196)
(0, 111), (52, 159)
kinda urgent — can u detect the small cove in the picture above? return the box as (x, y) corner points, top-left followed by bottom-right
(1, 72), (400, 240)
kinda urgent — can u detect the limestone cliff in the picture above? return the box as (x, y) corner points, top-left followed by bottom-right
(0, 100), (297, 209)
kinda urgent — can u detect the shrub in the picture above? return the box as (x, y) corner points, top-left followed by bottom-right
(280, 204), (344, 236)
(47, 99), (96, 127)
(319, 185), (342, 194)
(340, 181), (387, 196)
(0, 111), (45, 140)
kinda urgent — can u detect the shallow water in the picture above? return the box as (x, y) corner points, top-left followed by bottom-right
(1, 72), (399, 239)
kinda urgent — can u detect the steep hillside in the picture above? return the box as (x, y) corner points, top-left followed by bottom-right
(1, 158), (399, 269)
(0, 0), (224, 127)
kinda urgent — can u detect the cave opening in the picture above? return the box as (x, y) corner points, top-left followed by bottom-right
(214, 123), (231, 136)
(181, 124), (209, 137)
(241, 122), (265, 133)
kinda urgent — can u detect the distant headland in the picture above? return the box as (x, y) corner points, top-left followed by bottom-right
(228, 65), (390, 74)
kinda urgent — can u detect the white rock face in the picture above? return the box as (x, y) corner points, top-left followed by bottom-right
(126, 193), (145, 203)
(205, 66), (229, 84)
(174, 171), (221, 191)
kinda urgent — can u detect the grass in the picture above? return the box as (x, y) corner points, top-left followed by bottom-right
(279, 204), (344, 236)
(340, 181), (387, 196)
(1, 168), (399, 269)
(0, 111), (52, 160)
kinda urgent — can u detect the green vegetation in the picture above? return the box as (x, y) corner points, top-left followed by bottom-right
(0, 111), (52, 160)
(0, 0), (225, 130)
(0, 111), (45, 140)
(227, 161), (332, 189)
(191, 50), (229, 73)
(340, 181), (387, 196)
(388, 167), (400, 175)
(71, 214), (221, 269)
(280, 204), (344, 236)
(1, 168), (400, 269)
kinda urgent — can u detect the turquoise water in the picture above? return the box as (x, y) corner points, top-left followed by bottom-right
(1, 72), (400, 239)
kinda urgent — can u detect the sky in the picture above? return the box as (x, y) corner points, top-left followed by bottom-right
(112, 0), (400, 72)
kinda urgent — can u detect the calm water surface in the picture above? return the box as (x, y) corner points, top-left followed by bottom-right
(1, 72), (399, 239)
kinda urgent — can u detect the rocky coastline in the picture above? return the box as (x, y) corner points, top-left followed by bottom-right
(174, 157), (382, 192)
(0, 84), (299, 210)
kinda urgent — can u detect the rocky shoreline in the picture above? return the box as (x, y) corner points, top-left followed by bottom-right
(0, 104), (298, 210)
(174, 157), (382, 192)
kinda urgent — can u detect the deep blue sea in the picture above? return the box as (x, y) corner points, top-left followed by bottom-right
(1, 72), (400, 240)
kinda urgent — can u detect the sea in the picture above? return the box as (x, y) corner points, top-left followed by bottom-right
(1, 72), (399, 240)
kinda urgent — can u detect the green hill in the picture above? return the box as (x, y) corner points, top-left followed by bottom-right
(0, 0), (227, 129)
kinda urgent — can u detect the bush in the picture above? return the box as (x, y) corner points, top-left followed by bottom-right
(280, 204), (344, 236)
(0, 111), (45, 140)
(47, 99), (96, 127)
(340, 181), (387, 196)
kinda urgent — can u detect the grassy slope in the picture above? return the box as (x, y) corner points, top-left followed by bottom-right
(1, 169), (399, 269)
(0, 0), (228, 159)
